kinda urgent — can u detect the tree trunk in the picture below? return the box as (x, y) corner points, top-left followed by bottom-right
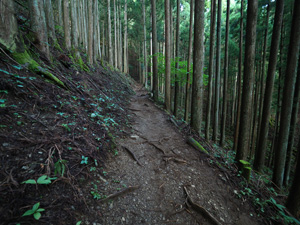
(57, 0), (63, 27)
(62, 0), (71, 50)
(174, 0), (180, 117)
(213, 0), (222, 141)
(205, 0), (216, 139)
(142, 0), (148, 87)
(108, 0), (113, 66)
(220, 0), (230, 146)
(235, 0), (258, 161)
(87, 0), (93, 64)
(29, 0), (50, 59)
(184, 0), (194, 123)
(124, 0), (128, 73)
(233, 0), (244, 152)
(253, 0), (284, 172)
(284, 56), (300, 186)
(190, 0), (205, 135)
(273, 0), (300, 189)
(165, 0), (171, 112)
(0, 0), (19, 52)
(151, 0), (159, 102)
(114, 0), (117, 68)
(44, 0), (56, 43)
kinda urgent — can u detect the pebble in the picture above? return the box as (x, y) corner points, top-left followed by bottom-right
(2, 143), (9, 147)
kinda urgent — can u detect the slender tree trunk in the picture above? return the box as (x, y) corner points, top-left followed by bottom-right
(63, 0), (71, 50)
(124, 0), (128, 73)
(44, 0), (56, 43)
(108, 0), (113, 66)
(213, 0), (222, 141)
(234, 0), (244, 151)
(29, 0), (50, 59)
(184, 0), (194, 122)
(114, 0), (118, 67)
(191, 0), (205, 135)
(152, 0), (159, 102)
(57, 0), (63, 27)
(205, 0), (216, 139)
(174, 0), (181, 117)
(273, 0), (300, 188)
(165, 0), (171, 112)
(142, 0), (148, 87)
(253, 0), (284, 172)
(235, 0), (258, 161)
(284, 56), (300, 186)
(87, 0), (93, 64)
(220, 0), (230, 146)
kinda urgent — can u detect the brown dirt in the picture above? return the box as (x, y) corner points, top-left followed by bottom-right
(91, 84), (263, 225)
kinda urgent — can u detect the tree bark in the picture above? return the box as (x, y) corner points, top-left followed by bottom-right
(124, 0), (128, 73)
(63, 0), (71, 50)
(190, 0), (205, 135)
(29, 0), (50, 59)
(253, 0), (284, 172)
(165, 0), (171, 112)
(151, 0), (159, 102)
(87, 0), (93, 64)
(44, 0), (56, 43)
(184, 0), (194, 122)
(213, 0), (222, 141)
(235, 0), (258, 161)
(114, 0), (118, 67)
(233, 0), (243, 152)
(108, 0), (113, 66)
(174, 0), (180, 117)
(142, 0), (148, 87)
(273, 0), (300, 189)
(220, 0), (230, 146)
(205, 0), (216, 139)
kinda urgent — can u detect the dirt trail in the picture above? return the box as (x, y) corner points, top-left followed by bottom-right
(96, 85), (260, 225)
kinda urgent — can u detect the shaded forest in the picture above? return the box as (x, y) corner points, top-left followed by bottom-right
(0, 0), (300, 224)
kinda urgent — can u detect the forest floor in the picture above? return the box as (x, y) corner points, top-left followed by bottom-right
(86, 84), (263, 225)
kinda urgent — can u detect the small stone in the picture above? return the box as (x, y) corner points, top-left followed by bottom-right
(2, 143), (9, 147)
(121, 217), (125, 222)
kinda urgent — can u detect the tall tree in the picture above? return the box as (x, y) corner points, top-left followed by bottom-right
(205, 0), (216, 139)
(273, 0), (300, 188)
(108, 0), (113, 66)
(29, 0), (50, 59)
(142, 0), (148, 87)
(191, 0), (205, 135)
(88, 0), (93, 64)
(213, 0), (222, 141)
(124, 0), (128, 73)
(233, 0), (244, 152)
(165, 0), (171, 112)
(220, 0), (230, 146)
(151, 0), (159, 102)
(114, 0), (118, 67)
(236, 0), (258, 161)
(253, 0), (284, 172)
(173, 0), (181, 117)
(63, 0), (71, 50)
(184, 0), (194, 122)
(44, 0), (57, 43)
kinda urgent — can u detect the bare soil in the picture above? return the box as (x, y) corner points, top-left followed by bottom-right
(91, 84), (263, 225)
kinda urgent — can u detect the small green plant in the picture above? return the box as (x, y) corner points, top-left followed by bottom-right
(81, 156), (88, 165)
(61, 123), (71, 132)
(54, 159), (67, 176)
(22, 202), (45, 220)
(22, 175), (56, 185)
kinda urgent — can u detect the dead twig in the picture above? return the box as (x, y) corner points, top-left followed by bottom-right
(99, 186), (140, 203)
(148, 142), (166, 155)
(122, 146), (143, 166)
(183, 186), (222, 225)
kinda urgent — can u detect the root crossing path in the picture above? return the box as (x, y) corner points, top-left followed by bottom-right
(96, 85), (260, 225)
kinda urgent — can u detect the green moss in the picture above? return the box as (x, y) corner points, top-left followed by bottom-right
(77, 56), (89, 72)
(12, 51), (65, 88)
(54, 41), (63, 52)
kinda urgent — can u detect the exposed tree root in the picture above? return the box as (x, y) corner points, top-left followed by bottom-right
(122, 146), (143, 166)
(183, 186), (221, 225)
(100, 186), (140, 203)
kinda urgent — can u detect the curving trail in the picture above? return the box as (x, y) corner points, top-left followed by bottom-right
(96, 84), (260, 225)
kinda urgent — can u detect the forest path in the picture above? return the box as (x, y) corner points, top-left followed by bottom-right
(96, 84), (259, 225)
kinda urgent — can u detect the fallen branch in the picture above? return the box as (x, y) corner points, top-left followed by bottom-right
(187, 137), (209, 154)
(122, 146), (143, 166)
(148, 142), (166, 155)
(163, 156), (187, 164)
(183, 186), (221, 225)
(100, 186), (140, 203)
(128, 108), (142, 112)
